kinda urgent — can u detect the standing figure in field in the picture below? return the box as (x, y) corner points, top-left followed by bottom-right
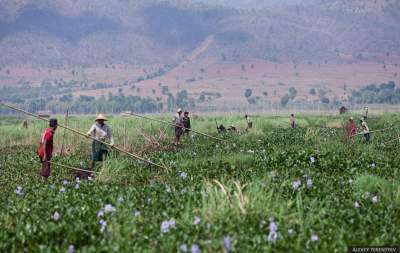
(360, 118), (370, 142)
(173, 108), (184, 145)
(38, 118), (58, 179)
(22, 120), (28, 128)
(290, 114), (296, 129)
(87, 114), (114, 170)
(346, 117), (357, 139)
(182, 111), (191, 135)
(245, 114), (253, 130)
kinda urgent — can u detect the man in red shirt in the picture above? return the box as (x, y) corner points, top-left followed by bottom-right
(38, 118), (58, 178)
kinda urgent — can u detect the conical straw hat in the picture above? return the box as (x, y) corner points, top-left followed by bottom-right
(95, 114), (108, 121)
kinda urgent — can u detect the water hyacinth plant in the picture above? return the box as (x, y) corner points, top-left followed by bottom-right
(1, 114), (400, 252)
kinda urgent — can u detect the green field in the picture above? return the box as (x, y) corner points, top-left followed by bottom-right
(1, 114), (400, 252)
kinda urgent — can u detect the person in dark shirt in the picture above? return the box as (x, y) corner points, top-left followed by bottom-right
(245, 114), (253, 130)
(182, 111), (191, 135)
(290, 114), (296, 129)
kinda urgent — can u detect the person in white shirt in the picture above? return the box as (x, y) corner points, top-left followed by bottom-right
(87, 114), (114, 170)
(173, 108), (184, 146)
(245, 114), (253, 130)
(360, 118), (370, 142)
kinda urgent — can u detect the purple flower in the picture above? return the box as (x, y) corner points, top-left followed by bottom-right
(292, 180), (301, 190)
(193, 216), (201, 225)
(363, 192), (370, 199)
(60, 187), (66, 193)
(97, 210), (104, 217)
(50, 184), (56, 190)
(63, 180), (69, 185)
(191, 244), (201, 253)
(104, 204), (116, 214)
(354, 201), (360, 208)
(180, 171), (188, 179)
(161, 219), (176, 233)
(180, 244), (188, 252)
(269, 221), (278, 232)
(311, 234), (318, 242)
(223, 236), (232, 252)
(99, 219), (107, 232)
(75, 177), (80, 184)
(267, 231), (278, 242)
(75, 184), (80, 189)
(52, 211), (60, 221)
(372, 196), (379, 203)
(67, 245), (75, 253)
(266, 219), (278, 242)
(310, 156), (316, 163)
(15, 186), (24, 196)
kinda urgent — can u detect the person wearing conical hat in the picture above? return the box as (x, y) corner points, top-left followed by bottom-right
(86, 114), (114, 170)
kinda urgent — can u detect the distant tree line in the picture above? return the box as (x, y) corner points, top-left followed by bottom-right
(350, 81), (400, 104)
(0, 89), (198, 114)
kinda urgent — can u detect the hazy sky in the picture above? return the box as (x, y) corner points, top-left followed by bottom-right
(190, 0), (316, 8)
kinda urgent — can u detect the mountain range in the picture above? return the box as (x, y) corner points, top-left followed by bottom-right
(0, 0), (399, 66)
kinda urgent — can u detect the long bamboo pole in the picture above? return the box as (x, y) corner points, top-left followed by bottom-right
(355, 126), (395, 136)
(128, 112), (228, 142)
(60, 107), (69, 155)
(49, 161), (96, 174)
(1, 103), (169, 170)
